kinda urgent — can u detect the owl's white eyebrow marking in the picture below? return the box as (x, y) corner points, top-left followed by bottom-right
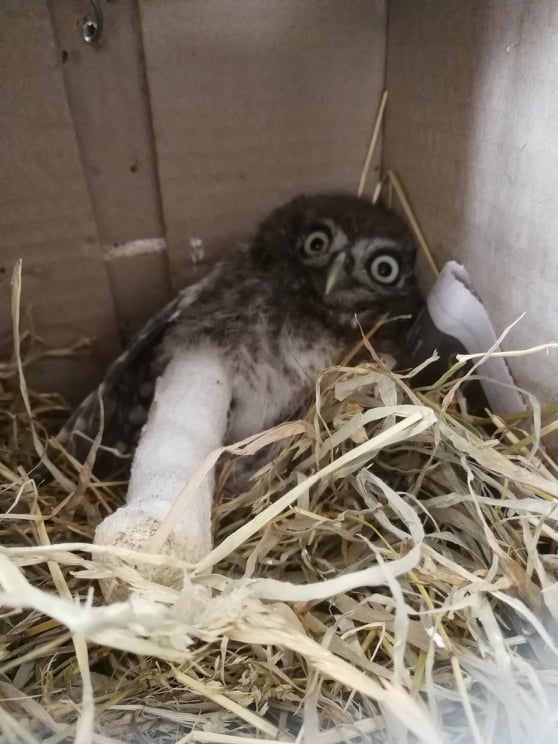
(351, 237), (401, 263)
(329, 227), (348, 255)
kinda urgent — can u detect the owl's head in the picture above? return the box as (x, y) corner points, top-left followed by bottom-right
(252, 193), (420, 324)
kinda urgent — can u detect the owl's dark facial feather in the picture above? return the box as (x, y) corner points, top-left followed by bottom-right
(252, 193), (420, 326)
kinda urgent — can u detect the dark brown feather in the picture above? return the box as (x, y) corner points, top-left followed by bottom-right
(56, 193), (420, 480)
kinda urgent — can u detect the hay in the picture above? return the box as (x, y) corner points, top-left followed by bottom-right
(2, 264), (558, 743)
(2, 131), (558, 740)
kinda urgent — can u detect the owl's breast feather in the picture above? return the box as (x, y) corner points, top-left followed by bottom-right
(226, 322), (342, 442)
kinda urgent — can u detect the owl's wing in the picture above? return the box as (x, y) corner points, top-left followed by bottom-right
(56, 270), (220, 476)
(56, 296), (179, 474)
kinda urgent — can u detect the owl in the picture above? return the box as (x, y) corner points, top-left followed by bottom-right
(58, 193), (420, 482)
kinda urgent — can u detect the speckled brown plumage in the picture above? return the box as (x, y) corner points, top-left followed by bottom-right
(58, 193), (420, 479)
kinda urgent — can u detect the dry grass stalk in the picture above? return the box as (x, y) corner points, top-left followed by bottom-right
(356, 90), (388, 199)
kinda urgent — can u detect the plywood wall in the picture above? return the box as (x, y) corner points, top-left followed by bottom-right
(384, 0), (558, 404)
(0, 0), (386, 400)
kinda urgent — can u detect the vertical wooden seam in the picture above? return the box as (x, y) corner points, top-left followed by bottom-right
(45, 0), (123, 349)
(135, 0), (173, 294)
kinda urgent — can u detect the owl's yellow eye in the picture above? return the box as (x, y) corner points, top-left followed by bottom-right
(369, 254), (400, 284)
(302, 230), (330, 258)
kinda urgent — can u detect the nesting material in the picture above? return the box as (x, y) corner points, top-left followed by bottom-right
(3, 109), (558, 740)
(2, 289), (558, 744)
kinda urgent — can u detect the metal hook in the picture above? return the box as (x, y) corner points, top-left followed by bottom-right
(83, 0), (104, 44)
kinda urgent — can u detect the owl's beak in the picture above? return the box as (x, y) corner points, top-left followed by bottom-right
(324, 253), (348, 296)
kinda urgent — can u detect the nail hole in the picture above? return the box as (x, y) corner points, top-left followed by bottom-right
(83, 21), (98, 43)
(61, 49), (69, 63)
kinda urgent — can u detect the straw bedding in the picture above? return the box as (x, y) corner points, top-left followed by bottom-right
(2, 91), (558, 740)
(2, 267), (558, 743)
